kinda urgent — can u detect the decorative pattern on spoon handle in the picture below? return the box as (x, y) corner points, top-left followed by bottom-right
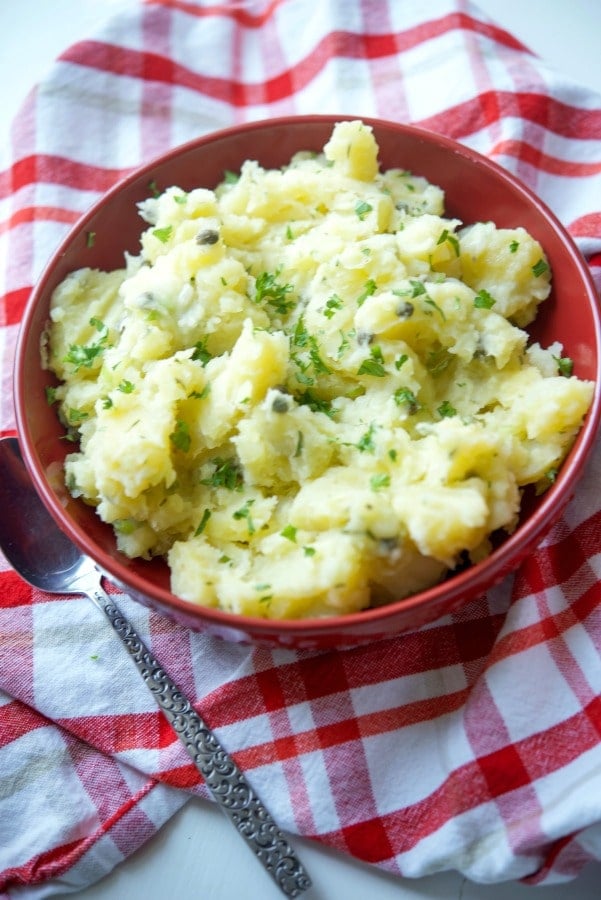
(91, 588), (312, 898)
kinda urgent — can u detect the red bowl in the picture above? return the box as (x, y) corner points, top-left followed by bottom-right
(14, 115), (601, 649)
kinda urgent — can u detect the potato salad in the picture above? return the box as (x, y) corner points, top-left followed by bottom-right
(45, 120), (594, 619)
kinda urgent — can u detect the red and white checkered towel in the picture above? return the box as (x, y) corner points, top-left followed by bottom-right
(1, 1), (601, 895)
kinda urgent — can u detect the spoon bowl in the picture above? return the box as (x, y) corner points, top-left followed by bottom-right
(0, 436), (94, 592)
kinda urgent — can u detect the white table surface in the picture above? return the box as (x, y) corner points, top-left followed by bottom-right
(2, 2), (601, 899)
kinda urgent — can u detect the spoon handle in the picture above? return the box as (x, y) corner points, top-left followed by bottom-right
(86, 581), (311, 898)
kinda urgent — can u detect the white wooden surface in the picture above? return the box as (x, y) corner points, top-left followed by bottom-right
(1, 2), (601, 898)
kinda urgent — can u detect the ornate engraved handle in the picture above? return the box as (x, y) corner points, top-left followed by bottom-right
(87, 582), (312, 897)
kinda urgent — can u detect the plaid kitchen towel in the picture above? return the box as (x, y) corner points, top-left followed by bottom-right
(1, 0), (601, 895)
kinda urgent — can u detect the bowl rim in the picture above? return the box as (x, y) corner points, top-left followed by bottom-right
(14, 113), (601, 639)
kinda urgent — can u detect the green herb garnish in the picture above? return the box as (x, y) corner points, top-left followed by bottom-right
(63, 317), (110, 372)
(295, 390), (334, 417)
(370, 473), (390, 491)
(357, 349), (386, 377)
(233, 499), (256, 534)
(554, 355), (574, 377)
(356, 279), (377, 307)
(409, 279), (426, 298)
(195, 508), (211, 535)
(323, 294), (343, 319)
(355, 200), (373, 220)
(67, 408), (89, 424)
(356, 424), (376, 453)
(424, 297), (446, 321)
(201, 457), (243, 491)
(437, 400), (457, 417)
(192, 338), (212, 366)
(474, 289), (496, 309)
(152, 225), (173, 243)
(281, 524), (297, 542)
(394, 387), (420, 413)
(114, 518), (138, 535)
(254, 270), (295, 315)
(170, 419), (191, 453)
(436, 229), (460, 256)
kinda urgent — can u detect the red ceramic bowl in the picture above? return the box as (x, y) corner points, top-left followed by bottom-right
(14, 115), (601, 649)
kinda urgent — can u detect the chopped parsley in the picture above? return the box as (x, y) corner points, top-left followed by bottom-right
(356, 424), (376, 453)
(424, 297), (446, 321)
(337, 330), (351, 358)
(295, 389), (334, 418)
(307, 337), (331, 374)
(554, 355), (574, 377)
(254, 270), (295, 315)
(292, 316), (310, 348)
(117, 380), (135, 394)
(370, 473), (390, 491)
(86, 231), (96, 248)
(192, 338), (213, 366)
(409, 279), (426, 298)
(114, 518), (138, 535)
(194, 508), (212, 535)
(437, 400), (457, 417)
(474, 289), (496, 309)
(356, 279), (377, 307)
(280, 524), (297, 542)
(170, 419), (191, 453)
(532, 258), (549, 277)
(63, 317), (110, 372)
(152, 225), (173, 243)
(394, 387), (420, 414)
(355, 200), (373, 220)
(67, 408), (89, 424)
(509, 239), (519, 253)
(358, 345), (386, 377)
(323, 294), (343, 319)
(436, 229), (460, 256)
(201, 457), (243, 491)
(233, 499), (255, 534)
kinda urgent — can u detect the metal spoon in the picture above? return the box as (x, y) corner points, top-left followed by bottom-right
(0, 436), (311, 898)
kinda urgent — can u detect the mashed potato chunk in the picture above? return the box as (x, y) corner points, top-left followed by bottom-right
(45, 121), (594, 619)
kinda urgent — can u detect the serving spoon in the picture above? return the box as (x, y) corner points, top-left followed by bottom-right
(0, 436), (311, 898)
